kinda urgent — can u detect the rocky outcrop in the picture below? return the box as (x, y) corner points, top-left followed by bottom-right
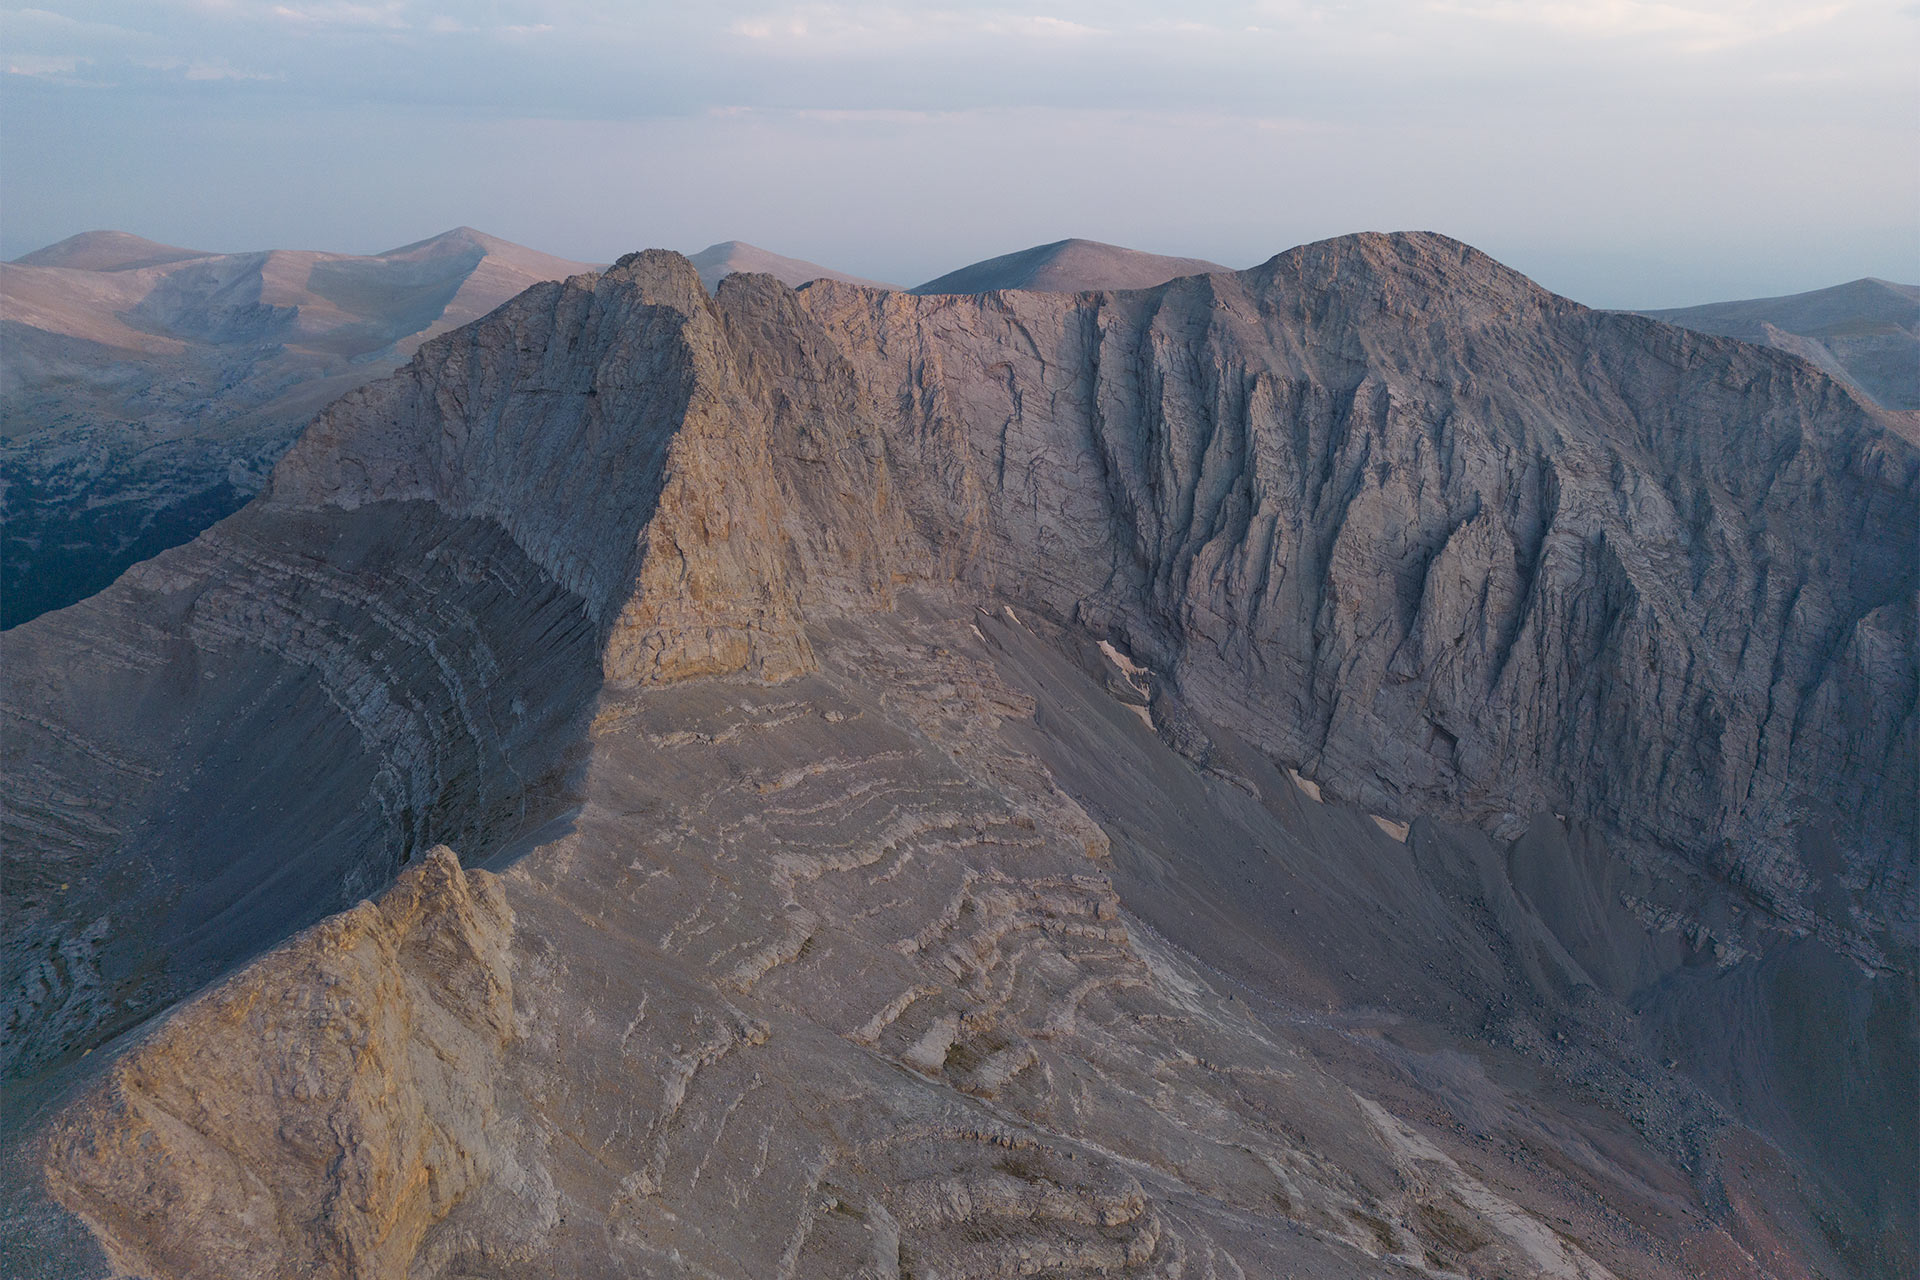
(176, 238), (1920, 939)
(3, 233), (1913, 1277)
(269, 252), (819, 685)
(822, 241), (1917, 955)
(0, 499), (600, 1080)
(271, 238), (1915, 955)
(711, 240), (1914, 963)
(43, 847), (529, 1280)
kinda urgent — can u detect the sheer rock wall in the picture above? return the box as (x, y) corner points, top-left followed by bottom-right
(6, 234), (1913, 1278)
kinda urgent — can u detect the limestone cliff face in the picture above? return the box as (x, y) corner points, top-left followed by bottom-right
(270, 250), (815, 685)
(779, 237), (1917, 953)
(44, 847), (527, 1280)
(286, 235), (1912, 953)
(304, 234), (1901, 952)
(4, 234), (1914, 1279)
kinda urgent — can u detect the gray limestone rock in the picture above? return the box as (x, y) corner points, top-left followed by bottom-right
(3, 233), (1913, 1279)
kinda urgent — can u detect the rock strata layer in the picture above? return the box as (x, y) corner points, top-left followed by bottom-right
(3, 233), (1914, 1279)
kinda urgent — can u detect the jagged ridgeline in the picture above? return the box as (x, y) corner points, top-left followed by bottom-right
(3, 234), (1914, 1279)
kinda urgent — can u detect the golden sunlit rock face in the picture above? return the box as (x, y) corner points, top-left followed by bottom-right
(45, 848), (529, 1280)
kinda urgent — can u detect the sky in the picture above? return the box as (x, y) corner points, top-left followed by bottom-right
(2, 1), (1915, 307)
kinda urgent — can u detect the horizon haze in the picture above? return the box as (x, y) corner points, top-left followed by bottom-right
(3, 1), (1916, 309)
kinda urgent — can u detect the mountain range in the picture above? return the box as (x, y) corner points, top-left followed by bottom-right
(7, 226), (1913, 631)
(0, 228), (597, 626)
(3, 231), (1912, 1279)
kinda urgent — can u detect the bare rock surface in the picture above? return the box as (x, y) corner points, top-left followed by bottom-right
(1637, 277), (1920, 410)
(1, 227), (596, 626)
(0, 499), (601, 1081)
(797, 238), (1917, 963)
(912, 237), (1231, 294)
(3, 234), (1914, 1278)
(45, 846), (537, 1280)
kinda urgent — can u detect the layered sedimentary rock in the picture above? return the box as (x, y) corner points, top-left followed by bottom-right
(3, 234), (1913, 1278)
(799, 245), (1915, 961)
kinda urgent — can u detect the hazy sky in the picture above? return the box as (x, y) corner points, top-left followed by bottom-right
(3, 1), (1915, 305)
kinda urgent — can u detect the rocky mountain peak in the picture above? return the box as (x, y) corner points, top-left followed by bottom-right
(604, 246), (708, 298)
(264, 239), (1913, 941)
(1251, 230), (1559, 312)
(4, 233), (1913, 1279)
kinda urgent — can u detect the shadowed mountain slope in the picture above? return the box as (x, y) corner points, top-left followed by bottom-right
(3, 234), (1913, 1279)
(0, 228), (597, 627)
(913, 236), (1231, 293)
(1637, 277), (1920, 410)
(687, 240), (895, 292)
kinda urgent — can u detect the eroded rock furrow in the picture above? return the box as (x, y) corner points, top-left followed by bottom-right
(3, 233), (1912, 1279)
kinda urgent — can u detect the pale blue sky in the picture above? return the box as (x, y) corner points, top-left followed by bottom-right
(3, 1), (1915, 305)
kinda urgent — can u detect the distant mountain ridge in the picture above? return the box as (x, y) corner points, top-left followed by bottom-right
(5, 225), (596, 362)
(687, 240), (895, 292)
(13, 230), (213, 273)
(913, 237), (1232, 294)
(1, 227), (596, 626)
(8, 220), (1911, 639)
(1636, 277), (1919, 410)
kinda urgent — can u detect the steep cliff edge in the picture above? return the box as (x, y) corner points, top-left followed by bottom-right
(787, 237), (1917, 960)
(45, 847), (535, 1280)
(269, 235), (1917, 952)
(4, 235), (1913, 1277)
